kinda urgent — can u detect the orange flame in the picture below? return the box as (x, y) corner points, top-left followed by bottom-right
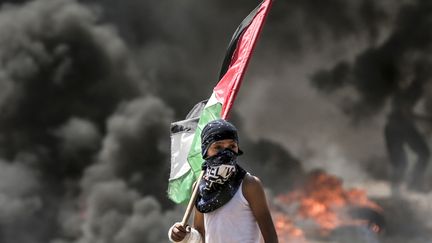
(273, 211), (306, 242)
(273, 170), (382, 241)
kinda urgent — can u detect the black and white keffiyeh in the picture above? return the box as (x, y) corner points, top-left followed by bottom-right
(195, 119), (246, 213)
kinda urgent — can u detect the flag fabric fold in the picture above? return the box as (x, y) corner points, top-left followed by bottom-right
(168, 0), (273, 204)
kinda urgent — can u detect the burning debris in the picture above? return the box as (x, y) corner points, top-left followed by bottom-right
(273, 212), (306, 243)
(272, 170), (384, 242)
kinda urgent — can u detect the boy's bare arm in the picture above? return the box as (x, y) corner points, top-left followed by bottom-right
(194, 207), (205, 242)
(243, 174), (279, 243)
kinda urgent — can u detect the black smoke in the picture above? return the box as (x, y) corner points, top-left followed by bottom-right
(312, 0), (432, 119)
(0, 0), (175, 242)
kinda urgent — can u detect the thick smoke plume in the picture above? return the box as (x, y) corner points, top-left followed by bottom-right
(312, 0), (432, 119)
(0, 0), (179, 242)
(0, 0), (431, 242)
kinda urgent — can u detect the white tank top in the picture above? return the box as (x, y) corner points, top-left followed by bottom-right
(204, 181), (262, 243)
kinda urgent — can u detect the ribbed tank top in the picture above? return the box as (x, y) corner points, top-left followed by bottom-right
(204, 180), (262, 243)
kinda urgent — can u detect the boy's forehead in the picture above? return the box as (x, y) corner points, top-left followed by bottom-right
(211, 139), (237, 145)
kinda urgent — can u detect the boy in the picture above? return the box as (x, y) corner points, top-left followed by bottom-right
(169, 119), (278, 243)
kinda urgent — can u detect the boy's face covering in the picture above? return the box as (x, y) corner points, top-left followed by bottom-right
(196, 147), (246, 213)
(203, 149), (238, 190)
(206, 148), (238, 166)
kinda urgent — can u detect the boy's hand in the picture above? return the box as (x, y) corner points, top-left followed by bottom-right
(169, 223), (190, 242)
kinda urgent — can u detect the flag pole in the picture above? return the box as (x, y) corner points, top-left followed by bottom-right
(181, 170), (205, 226)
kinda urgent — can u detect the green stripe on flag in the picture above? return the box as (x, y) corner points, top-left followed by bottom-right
(167, 168), (196, 204)
(167, 102), (222, 204)
(187, 102), (223, 176)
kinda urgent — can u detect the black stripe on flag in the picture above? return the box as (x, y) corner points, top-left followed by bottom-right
(218, 2), (264, 80)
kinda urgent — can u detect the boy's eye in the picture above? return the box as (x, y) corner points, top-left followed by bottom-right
(214, 145), (223, 150)
(229, 144), (237, 149)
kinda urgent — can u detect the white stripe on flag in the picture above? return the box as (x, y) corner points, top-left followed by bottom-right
(205, 92), (219, 108)
(169, 129), (194, 180)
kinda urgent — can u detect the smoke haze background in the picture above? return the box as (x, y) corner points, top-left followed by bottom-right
(0, 0), (431, 242)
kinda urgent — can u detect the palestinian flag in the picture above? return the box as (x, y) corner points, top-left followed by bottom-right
(168, 0), (273, 204)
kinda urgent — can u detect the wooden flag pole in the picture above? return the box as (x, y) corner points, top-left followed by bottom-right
(181, 170), (205, 227)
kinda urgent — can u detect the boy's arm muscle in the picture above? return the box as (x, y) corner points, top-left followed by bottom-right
(244, 175), (278, 243)
(193, 207), (205, 242)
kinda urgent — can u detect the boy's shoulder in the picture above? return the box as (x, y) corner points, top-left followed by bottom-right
(242, 173), (265, 200)
(243, 173), (262, 186)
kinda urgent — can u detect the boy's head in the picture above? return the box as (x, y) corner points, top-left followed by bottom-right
(201, 119), (243, 159)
